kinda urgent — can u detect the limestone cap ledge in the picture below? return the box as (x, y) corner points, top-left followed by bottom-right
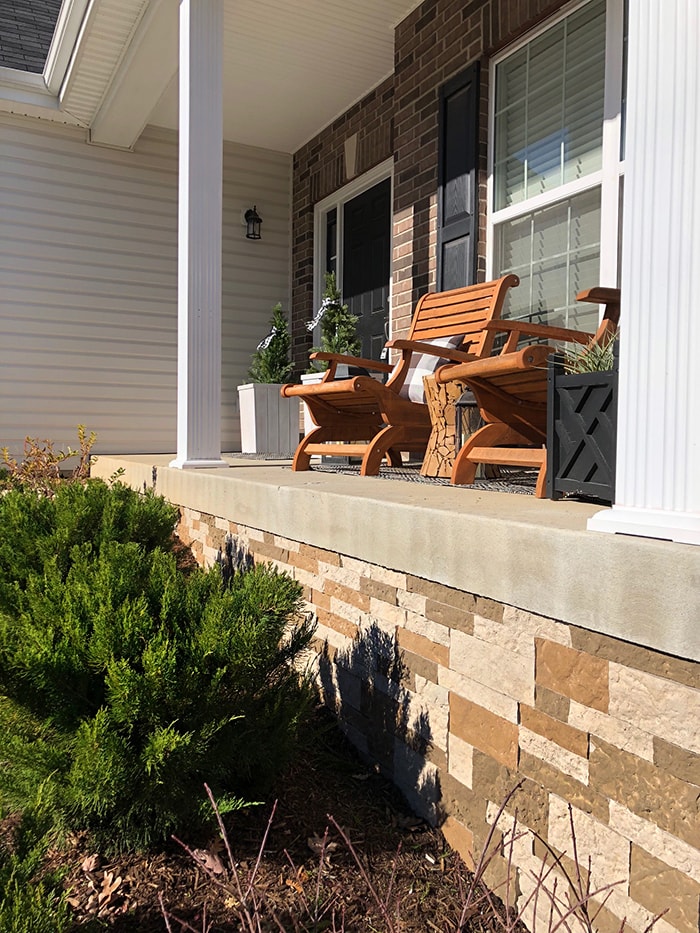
(91, 454), (700, 664)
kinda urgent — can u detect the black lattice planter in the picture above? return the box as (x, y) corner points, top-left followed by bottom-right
(546, 354), (618, 503)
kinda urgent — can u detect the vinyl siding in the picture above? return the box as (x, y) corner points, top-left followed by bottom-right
(0, 115), (291, 457)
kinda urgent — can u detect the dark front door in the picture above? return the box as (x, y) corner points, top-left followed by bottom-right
(342, 178), (391, 361)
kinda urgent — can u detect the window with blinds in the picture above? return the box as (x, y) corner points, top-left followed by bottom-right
(490, 0), (624, 332)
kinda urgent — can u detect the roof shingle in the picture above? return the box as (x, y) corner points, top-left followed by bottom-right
(0, 0), (64, 73)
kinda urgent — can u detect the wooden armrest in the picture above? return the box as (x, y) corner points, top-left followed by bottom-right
(484, 319), (594, 347)
(576, 286), (620, 305)
(577, 286), (621, 329)
(435, 343), (555, 384)
(310, 351), (394, 373)
(385, 339), (478, 363)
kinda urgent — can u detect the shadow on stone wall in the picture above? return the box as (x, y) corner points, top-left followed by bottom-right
(216, 535), (255, 587)
(315, 621), (442, 827)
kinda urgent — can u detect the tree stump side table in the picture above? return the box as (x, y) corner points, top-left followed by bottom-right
(420, 375), (470, 478)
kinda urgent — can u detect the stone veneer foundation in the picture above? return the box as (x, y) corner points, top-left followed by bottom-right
(179, 506), (700, 933)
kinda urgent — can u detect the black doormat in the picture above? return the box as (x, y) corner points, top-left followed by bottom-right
(229, 453), (538, 495)
(307, 461), (537, 495)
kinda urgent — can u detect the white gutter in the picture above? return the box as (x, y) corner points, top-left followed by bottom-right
(44, 0), (92, 96)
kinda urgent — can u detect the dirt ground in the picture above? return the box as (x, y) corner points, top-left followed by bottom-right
(55, 705), (504, 933)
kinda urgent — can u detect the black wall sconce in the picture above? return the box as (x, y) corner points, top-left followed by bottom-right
(244, 205), (262, 239)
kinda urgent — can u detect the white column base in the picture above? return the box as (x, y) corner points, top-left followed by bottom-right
(169, 457), (229, 470)
(588, 506), (700, 546)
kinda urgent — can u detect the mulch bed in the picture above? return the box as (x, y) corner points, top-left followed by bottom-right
(39, 706), (504, 932)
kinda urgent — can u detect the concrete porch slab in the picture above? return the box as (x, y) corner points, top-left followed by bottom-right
(91, 454), (700, 663)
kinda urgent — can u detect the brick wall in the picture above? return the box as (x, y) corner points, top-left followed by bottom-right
(180, 507), (700, 933)
(291, 0), (567, 362)
(291, 78), (394, 371)
(391, 0), (567, 327)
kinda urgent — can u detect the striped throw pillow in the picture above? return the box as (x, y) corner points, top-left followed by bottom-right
(398, 335), (464, 404)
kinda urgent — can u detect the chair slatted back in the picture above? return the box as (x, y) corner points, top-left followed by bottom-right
(408, 274), (520, 355)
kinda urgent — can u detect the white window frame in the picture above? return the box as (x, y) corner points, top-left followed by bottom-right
(312, 159), (393, 333)
(486, 0), (626, 317)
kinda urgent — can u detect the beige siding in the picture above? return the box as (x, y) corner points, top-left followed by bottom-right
(222, 139), (292, 451)
(0, 115), (291, 457)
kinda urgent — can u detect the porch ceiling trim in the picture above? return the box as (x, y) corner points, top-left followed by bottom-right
(59, 0), (151, 129)
(1, 0), (425, 152)
(88, 0), (178, 150)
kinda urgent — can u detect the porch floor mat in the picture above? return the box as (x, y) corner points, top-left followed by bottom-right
(307, 461), (538, 495)
(229, 452), (538, 494)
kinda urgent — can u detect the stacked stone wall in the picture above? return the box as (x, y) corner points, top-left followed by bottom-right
(179, 507), (700, 933)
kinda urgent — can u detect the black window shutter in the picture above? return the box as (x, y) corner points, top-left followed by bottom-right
(437, 62), (480, 291)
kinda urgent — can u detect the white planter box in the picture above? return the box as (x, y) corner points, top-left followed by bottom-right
(237, 383), (300, 456)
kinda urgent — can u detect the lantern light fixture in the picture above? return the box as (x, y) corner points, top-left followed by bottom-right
(244, 205), (262, 240)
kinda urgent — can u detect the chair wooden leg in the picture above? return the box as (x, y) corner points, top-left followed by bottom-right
(361, 425), (405, 475)
(451, 443), (479, 485)
(451, 423), (533, 485)
(386, 448), (403, 467)
(535, 451), (547, 498)
(291, 427), (332, 471)
(451, 423), (503, 485)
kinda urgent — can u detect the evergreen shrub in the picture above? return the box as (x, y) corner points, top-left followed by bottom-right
(0, 482), (315, 852)
(0, 806), (71, 933)
(308, 272), (361, 370)
(0, 479), (178, 607)
(248, 303), (293, 384)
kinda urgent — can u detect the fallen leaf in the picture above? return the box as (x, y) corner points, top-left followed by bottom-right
(286, 877), (304, 894)
(81, 854), (100, 873)
(307, 834), (339, 859)
(193, 848), (226, 875)
(98, 871), (122, 905)
(208, 836), (226, 855)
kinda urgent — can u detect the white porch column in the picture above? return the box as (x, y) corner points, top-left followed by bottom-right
(170, 0), (227, 469)
(588, 0), (700, 545)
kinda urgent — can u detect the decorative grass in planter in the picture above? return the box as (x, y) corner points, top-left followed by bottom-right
(546, 338), (618, 503)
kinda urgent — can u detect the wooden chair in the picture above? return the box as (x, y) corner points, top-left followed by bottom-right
(434, 287), (621, 496)
(281, 275), (520, 475)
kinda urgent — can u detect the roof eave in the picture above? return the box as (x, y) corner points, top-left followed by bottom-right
(44, 0), (92, 96)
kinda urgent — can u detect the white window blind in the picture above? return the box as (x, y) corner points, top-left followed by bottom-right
(496, 188), (601, 328)
(490, 0), (619, 332)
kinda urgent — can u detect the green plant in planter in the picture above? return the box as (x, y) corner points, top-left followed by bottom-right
(560, 331), (618, 373)
(307, 272), (361, 371)
(248, 303), (293, 384)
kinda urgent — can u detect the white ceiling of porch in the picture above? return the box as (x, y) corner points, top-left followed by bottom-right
(85, 0), (424, 154)
(152, 0), (422, 152)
